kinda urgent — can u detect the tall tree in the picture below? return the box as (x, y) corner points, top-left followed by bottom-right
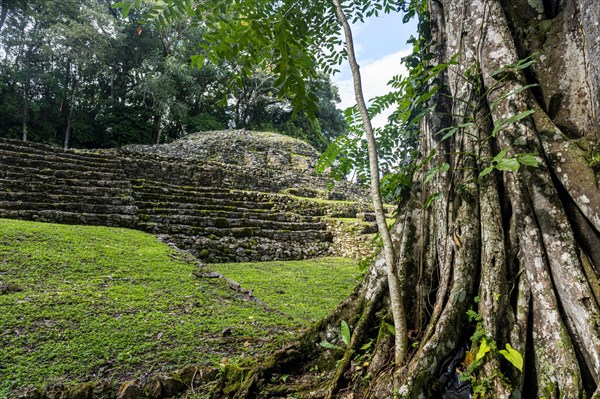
(120, 0), (600, 397)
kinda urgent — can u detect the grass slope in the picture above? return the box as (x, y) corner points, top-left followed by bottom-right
(211, 258), (359, 322)
(0, 219), (358, 396)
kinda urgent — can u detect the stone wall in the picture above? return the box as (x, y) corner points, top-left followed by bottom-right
(0, 132), (387, 262)
(118, 130), (367, 201)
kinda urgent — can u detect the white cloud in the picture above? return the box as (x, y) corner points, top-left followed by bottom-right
(332, 49), (411, 128)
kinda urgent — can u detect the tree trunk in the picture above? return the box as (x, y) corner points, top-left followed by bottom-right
(21, 67), (28, 142)
(0, 0), (8, 34)
(151, 113), (162, 145)
(21, 103), (28, 142)
(223, 0), (600, 397)
(64, 79), (78, 149)
(331, 0), (408, 369)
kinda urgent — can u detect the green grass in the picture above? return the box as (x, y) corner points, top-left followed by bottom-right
(210, 258), (359, 322)
(0, 219), (358, 396)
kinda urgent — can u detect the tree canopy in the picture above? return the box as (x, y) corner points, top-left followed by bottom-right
(0, 0), (345, 150)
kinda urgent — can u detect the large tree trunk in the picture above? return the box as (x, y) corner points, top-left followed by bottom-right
(222, 0), (600, 397)
(21, 91), (28, 142)
(0, 0), (10, 33)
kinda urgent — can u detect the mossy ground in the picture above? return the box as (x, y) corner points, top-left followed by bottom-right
(210, 258), (360, 322)
(0, 219), (358, 397)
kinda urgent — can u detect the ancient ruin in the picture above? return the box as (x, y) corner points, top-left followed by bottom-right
(0, 130), (388, 262)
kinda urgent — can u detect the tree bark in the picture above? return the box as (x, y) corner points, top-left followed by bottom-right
(151, 113), (162, 145)
(64, 79), (78, 149)
(0, 0), (8, 34)
(224, 0), (600, 397)
(21, 101), (28, 142)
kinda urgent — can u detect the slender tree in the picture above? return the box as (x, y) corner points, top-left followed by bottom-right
(331, 0), (408, 368)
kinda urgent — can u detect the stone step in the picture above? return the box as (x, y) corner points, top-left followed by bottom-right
(131, 179), (277, 203)
(140, 207), (320, 223)
(0, 191), (134, 206)
(0, 139), (122, 167)
(0, 178), (132, 198)
(166, 234), (331, 262)
(140, 213), (325, 231)
(130, 179), (231, 194)
(0, 209), (138, 227)
(132, 187), (249, 202)
(0, 153), (123, 175)
(133, 194), (275, 211)
(139, 222), (330, 240)
(0, 148), (122, 172)
(0, 162), (129, 182)
(0, 200), (137, 215)
(0, 169), (132, 189)
(139, 203), (270, 215)
(134, 200), (273, 214)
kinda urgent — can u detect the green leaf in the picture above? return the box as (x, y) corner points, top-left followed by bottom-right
(190, 55), (204, 68)
(499, 343), (523, 372)
(491, 121), (505, 137)
(496, 158), (520, 172)
(360, 341), (372, 350)
(319, 341), (343, 350)
(425, 162), (450, 183)
(424, 192), (442, 209)
(383, 321), (395, 335)
(517, 154), (539, 167)
(493, 148), (510, 163)
(466, 309), (482, 322)
(438, 123), (473, 141)
(112, 2), (133, 18)
(491, 110), (535, 137)
(476, 340), (491, 361)
(341, 320), (351, 346)
(504, 109), (535, 126)
(478, 166), (494, 178)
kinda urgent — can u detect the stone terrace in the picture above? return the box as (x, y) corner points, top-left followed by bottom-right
(0, 131), (386, 262)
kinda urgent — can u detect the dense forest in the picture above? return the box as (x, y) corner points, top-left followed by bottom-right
(0, 0), (345, 151)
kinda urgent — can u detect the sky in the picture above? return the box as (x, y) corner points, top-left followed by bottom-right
(331, 12), (417, 127)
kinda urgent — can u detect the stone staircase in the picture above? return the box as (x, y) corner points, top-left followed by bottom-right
(130, 179), (332, 262)
(0, 139), (138, 227)
(0, 137), (380, 262)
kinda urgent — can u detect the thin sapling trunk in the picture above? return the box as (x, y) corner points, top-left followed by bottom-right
(331, 0), (409, 365)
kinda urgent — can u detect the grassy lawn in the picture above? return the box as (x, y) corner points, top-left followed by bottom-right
(210, 258), (360, 322)
(0, 219), (358, 396)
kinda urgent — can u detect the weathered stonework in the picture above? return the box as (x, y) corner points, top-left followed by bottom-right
(117, 130), (366, 201)
(0, 131), (387, 262)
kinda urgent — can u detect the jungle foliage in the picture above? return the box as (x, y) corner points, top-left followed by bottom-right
(0, 0), (345, 150)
